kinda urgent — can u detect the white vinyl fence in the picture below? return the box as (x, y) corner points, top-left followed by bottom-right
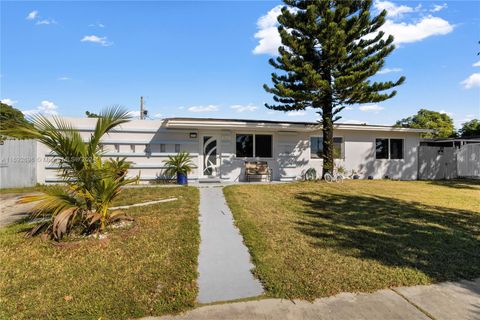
(418, 143), (480, 180)
(418, 146), (457, 180)
(457, 143), (480, 178)
(0, 140), (37, 188)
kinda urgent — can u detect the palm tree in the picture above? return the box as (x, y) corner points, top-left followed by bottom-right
(164, 152), (194, 184)
(7, 106), (139, 239)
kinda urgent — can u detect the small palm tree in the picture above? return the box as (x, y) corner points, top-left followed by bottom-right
(6, 106), (139, 240)
(164, 152), (194, 184)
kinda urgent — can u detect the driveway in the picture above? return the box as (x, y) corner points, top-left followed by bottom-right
(0, 193), (40, 227)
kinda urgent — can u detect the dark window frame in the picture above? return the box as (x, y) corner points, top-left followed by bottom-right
(375, 138), (389, 159)
(235, 133), (273, 158)
(375, 138), (404, 160)
(310, 136), (344, 159)
(389, 139), (404, 160)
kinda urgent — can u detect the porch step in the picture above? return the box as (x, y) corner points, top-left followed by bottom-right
(198, 178), (222, 183)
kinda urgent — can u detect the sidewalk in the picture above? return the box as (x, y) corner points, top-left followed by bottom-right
(145, 278), (480, 320)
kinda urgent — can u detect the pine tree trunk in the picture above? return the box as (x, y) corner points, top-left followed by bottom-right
(322, 102), (334, 179)
(321, 64), (334, 179)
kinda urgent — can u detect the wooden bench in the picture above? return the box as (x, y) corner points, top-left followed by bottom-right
(245, 161), (271, 182)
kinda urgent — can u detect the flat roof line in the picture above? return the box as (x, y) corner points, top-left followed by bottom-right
(164, 117), (430, 131)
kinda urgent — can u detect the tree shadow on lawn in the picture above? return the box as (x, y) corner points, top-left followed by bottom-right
(295, 192), (480, 283)
(426, 179), (480, 190)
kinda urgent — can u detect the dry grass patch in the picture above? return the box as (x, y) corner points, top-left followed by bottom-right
(0, 187), (199, 319)
(224, 180), (480, 300)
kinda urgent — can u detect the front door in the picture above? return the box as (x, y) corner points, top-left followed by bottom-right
(201, 135), (219, 178)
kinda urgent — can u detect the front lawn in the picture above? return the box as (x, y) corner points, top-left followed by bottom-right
(224, 180), (480, 300)
(0, 186), (199, 319)
(0, 184), (55, 194)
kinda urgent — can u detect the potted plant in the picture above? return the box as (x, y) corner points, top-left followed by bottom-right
(164, 152), (194, 185)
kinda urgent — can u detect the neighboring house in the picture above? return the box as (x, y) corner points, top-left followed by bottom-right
(25, 117), (428, 184)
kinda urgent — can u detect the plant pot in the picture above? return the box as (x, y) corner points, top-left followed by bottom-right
(177, 173), (188, 185)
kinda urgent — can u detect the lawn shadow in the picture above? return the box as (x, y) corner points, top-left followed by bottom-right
(295, 192), (480, 282)
(425, 179), (480, 190)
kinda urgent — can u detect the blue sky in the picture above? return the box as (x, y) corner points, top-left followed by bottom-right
(1, 1), (479, 128)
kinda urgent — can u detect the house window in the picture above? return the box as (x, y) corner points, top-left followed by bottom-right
(236, 134), (253, 157)
(375, 139), (389, 159)
(236, 134), (272, 158)
(255, 135), (272, 158)
(376, 138), (404, 159)
(310, 137), (344, 159)
(390, 139), (404, 159)
(160, 144), (166, 153)
(175, 144), (180, 153)
(311, 137), (323, 159)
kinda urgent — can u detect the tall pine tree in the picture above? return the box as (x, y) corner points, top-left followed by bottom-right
(264, 0), (404, 177)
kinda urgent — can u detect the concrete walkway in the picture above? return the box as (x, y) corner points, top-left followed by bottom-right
(145, 278), (480, 320)
(196, 186), (263, 303)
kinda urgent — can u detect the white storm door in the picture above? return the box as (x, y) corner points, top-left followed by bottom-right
(201, 135), (220, 177)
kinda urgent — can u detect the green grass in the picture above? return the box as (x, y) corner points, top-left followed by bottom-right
(0, 184), (55, 194)
(0, 186), (200, 320)
(224, 180), (480, 301)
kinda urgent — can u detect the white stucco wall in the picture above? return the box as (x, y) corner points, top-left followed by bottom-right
(35, 117), (422, 184)
(38, 118), (201, 183)
(308, 130), (420, 180)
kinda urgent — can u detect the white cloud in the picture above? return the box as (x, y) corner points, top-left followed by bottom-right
(381, 15), (453, 45)
(127, 111), (140, 118)
(287, 110), (306, 117)
(455, 114), (475, 127)
(81, 35), (112, 47)
(187, 105), (219, 113)
(439, 110), (453, 116)
(253, 5), (283, 55)
(89, 23), (105, 28)
(36, 19), (56, 25)
(378, 67), (403, 74)
(359, 104), (384, 112)
(461, 73), (480, 89)
(26, 10), (38, 20)
(153, 113), (163, 119)
(374, 1), (414, 17)
(26, 10), (56, 25)
(57, 76), (70, 81)
(344, 106), (355, 110)
(23, 100), (59, 116)
(255, 3), (453, 56)
(473, 61), (480, 67)
(431, 3), (447, 13)
(230, 104), (257, 112)
(1, 98), (18, 106)
(342, 119), (367, 124)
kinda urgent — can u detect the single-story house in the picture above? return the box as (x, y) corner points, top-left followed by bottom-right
(27, 117), (428, 184)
